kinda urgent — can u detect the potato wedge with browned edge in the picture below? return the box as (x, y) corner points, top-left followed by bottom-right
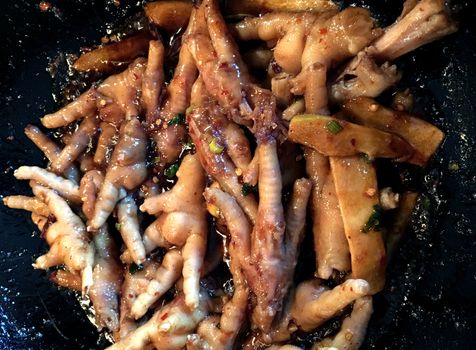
(226, 0), (338, 15)
(330, 156), (386, 294)
(289, 114), (414, 160)
(73, 32), (152, 73)
(342, 97), (445, 167)
(145, 1), (193, 33)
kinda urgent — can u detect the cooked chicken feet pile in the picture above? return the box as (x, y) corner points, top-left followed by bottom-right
(4, 0), (454, 349)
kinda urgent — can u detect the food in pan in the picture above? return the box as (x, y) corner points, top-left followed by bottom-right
(3, 0), (456, 348)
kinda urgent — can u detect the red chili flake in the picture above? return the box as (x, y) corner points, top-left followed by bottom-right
(160, 312), (169, 321)
(319, 28), (328, 35)
(39, 1), (51, 12)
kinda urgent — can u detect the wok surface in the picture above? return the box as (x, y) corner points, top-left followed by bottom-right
(0, 1), (475, 349)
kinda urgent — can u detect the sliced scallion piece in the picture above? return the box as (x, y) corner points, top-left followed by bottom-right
(359, 153), (373, 163)
(326, 119), (343, 134)
(448, 161), (459, 171)
(167, 113), (185, 126)
(362, 204), (383, 233)
(164, 163), (179, 178)
(209, 138), (224, 154)
(129, 263), (144, 274)
(182, 138), (194, 151)
(241, 183), (258, 196)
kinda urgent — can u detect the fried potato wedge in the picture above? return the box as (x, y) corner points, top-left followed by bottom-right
(289, 114), (414, 160)
(144, 1), (193, 33)
(342, 97), (445, 167)
(73, 32), (152, 73)
(226, 0), (339, 15)
(330, 156), (386, 294)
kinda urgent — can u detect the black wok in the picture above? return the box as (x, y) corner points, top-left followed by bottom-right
(0, 1), (475, 349)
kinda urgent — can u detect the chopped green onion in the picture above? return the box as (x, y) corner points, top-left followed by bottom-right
(164, 163), (180, 178)
(115, 223), (122, 231)
(129, 263), (144, 274)
(186, 105), (193, 114)
(359, 153), (373, 164)
(241, 183), (258, 196)
(421, 195), (431, 211)
(154, 156), (161, 164)
(167, 113), (186, 126)
(326, 120), (343, 134)
(209, 138), (225, 154)
(362, 205), (383, 233)
(448, 161), (459, 171)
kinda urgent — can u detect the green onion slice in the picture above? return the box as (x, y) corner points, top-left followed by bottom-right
(209, 138), (225, 154)
(164, 163), (180, 178)
(129, 263), (144, 274)
(241, 183), (258, 196)
(362, 205), (383, 233)
(167, 113), (186, 126)
(326, 120), (343, 134)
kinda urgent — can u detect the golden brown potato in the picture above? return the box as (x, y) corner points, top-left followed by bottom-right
(288, 114), (414, 160)
(330, 156), (386, 294)
(73, 32), (152, 73)
(342, 97), (445, 167)
(144, 1), (193, 33)
(226, 0), (338, 15)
